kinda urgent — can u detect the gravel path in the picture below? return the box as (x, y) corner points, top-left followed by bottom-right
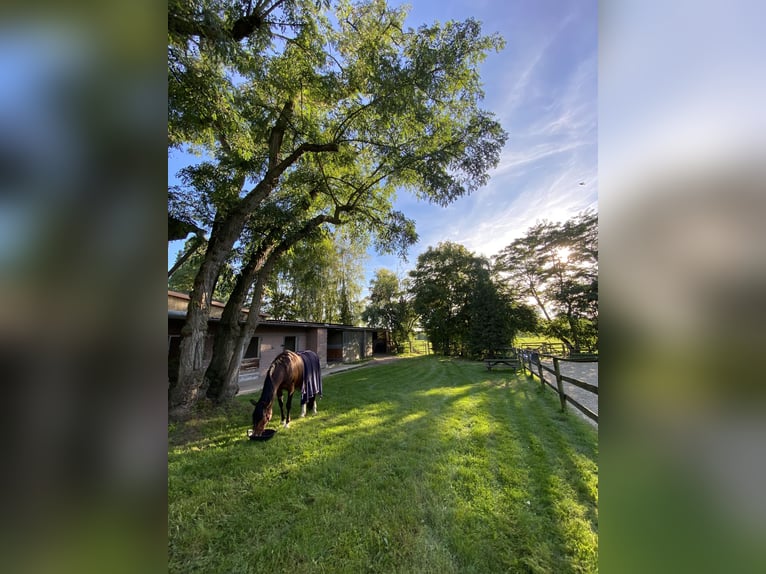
(537, 358), (598, 428)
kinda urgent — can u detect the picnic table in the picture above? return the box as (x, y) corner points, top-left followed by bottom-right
(484, 349), (520, 371)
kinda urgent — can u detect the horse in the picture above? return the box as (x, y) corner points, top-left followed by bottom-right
(250, 349), (323, 436)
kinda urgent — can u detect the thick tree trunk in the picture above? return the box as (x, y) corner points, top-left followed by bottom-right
(204, 213), (339, 403)
(205, 248), (274, 403)
(220, 265), (273, 399)
(169, 219), (244, 418)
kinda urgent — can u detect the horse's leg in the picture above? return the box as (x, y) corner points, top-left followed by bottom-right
(277, 391), (286, 427)
(285, 390), (295, 427)
(300, 401), (306, 418)
(308, 396), (317, 415)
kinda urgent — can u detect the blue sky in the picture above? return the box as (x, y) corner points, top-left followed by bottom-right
(169, 0), (597, 291)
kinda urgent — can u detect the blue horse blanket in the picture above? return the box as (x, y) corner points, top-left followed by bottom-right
(299, 350), (323, 405)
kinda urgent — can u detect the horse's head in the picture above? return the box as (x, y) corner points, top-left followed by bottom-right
(250, 398), (272, 436)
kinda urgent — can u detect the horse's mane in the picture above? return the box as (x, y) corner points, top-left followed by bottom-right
(257, 351), (295, 406)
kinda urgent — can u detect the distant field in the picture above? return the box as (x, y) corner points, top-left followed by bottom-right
(401, 338), (432, 355)
(169, 356), (598, 573)
(514, 335), (564, 347)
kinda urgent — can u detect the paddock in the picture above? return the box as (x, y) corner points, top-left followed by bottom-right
(168, 355), (598, 573)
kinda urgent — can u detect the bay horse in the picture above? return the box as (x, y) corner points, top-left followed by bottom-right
(250, 349), (323, 436)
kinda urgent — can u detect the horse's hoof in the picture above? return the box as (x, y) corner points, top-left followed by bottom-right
(283, 421), (290, 428)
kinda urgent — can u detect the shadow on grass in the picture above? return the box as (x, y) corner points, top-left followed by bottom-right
(169, 355), (598, 573)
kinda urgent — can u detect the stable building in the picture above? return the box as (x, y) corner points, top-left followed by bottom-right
(168, 291), (386, 386)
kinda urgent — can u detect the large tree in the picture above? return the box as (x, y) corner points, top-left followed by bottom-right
(409, 242), (535, 358)
(409, 242), (477, 356)
(168, 0), (508, 416)
(495, 210), (598, 353)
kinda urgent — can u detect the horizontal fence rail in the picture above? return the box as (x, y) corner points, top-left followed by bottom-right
(516, 348), (598, 424)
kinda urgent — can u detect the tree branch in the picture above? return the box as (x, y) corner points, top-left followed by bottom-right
(168, 1), (291, 43)
(168, 235), (205, 279)
(268, 99), (294, 169)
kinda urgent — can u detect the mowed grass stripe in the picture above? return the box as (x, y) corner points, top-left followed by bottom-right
(169, 356), (598, 573)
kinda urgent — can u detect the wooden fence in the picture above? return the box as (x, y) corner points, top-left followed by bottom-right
(516, 341), (598, 357)
(516, 341), (568, 356)
(516, 348), (598, 423)
(407, 339), (432, 355)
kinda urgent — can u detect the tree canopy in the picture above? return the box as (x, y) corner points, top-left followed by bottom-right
(495, 210), (598, 352)
(264, 230), (368, 324)
(409, 241), (534, 358)
(168, 0), (508, 415)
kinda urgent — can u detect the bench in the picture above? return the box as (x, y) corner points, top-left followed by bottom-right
(485, 357), (520, 371)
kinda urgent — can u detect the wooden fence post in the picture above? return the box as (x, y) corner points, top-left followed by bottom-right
(553, 357), (566, 411)
(520, 350), (525, 374)
(536, 356), (545, 390)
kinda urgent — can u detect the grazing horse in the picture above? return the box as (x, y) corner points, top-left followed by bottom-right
(250, 350), (323, 436)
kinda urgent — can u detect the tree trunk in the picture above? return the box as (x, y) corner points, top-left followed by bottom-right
(205, 248), (275, 403)
(529, 281), (552, 322)
(169, 218), (245, 418)
(566, 311), (581, 354)
(221, 263), (274, 399)
(204, 208), (346, 403)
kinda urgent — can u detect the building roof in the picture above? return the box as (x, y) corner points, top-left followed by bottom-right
(168, 291), (377, 332)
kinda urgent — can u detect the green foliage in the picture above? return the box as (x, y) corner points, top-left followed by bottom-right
(495, 210), (598, 352)
(169, 0), (508, 263)
(409, 242), (533, 358)
(409, 242), (476, 355)
(466, 272), (536, 358)
(169, 356), (598, 573)
(264, 230), (368, 323)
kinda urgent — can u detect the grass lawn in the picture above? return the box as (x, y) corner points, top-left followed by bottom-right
(168, 356), (598, 573)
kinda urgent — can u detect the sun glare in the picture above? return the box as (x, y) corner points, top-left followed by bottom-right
(556, 246), (572, 262)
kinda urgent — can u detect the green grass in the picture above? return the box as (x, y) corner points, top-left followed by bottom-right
(169, 356), (598, 573)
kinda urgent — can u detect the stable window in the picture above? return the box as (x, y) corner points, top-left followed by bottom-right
(244, 337), (260, 358)
(283, 336), (296, 351)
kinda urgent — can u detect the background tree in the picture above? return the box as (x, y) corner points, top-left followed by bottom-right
(264, 230), (368, 323)
(168, 0), (508, 415)
(408, 242), (537, 358)
(495, 210), (598, 353)
(409, 242), (482, 356)
(466, 268), (535, 358)
(362, 269), (416, 352)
